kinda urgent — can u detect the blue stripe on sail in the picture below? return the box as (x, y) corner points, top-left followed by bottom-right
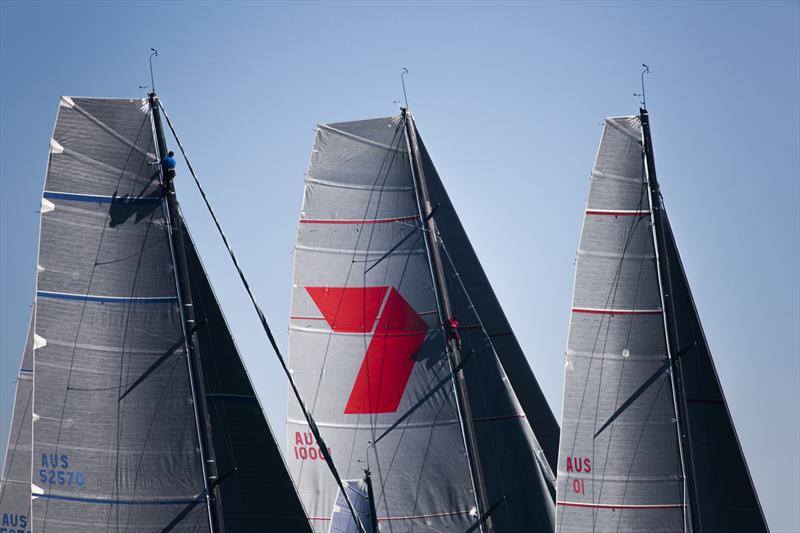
(20, 368), (33, 373)
(206, 393), (259, 404)
(35, 493), (196, 506)
(37, 290), (177, 304)
(43, 191), (161, 204)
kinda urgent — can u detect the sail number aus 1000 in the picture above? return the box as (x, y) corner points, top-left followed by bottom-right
(293, 432), (330, 461)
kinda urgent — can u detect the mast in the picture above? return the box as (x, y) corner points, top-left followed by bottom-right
(148, 92), (224, 532)
(402, 108), (493, 532)
(640, 107), (700, 532)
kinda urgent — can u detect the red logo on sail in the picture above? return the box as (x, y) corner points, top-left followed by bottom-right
(306, 286), (429, 414)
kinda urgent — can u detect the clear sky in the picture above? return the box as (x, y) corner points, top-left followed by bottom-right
(1, 1), (797, 530)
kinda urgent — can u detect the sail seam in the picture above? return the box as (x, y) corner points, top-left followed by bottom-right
(305, 175), (414, 192)
(299, 214), (418, 224)
(319, 123), (409, 152)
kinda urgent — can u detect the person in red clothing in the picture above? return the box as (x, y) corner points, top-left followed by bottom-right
(446, 317), (461, 349)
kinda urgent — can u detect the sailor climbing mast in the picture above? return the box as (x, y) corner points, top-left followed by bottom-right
(402, 108), (494, 532)
(148, 92), (224, 533)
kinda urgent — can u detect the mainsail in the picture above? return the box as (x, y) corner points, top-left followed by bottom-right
(288, 114), (557, 532)
(556, 112), (768, 532)
(0, 315), (34, 533)
(18, 95), (311, 532)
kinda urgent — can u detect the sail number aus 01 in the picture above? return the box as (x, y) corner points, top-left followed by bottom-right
(293, 432), (330, 462)
(565, 456), (591, 495)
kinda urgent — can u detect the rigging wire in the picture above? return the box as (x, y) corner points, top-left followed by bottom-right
(157, 102), (367, 533)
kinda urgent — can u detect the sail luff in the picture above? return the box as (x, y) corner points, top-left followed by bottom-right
(402, 109), (490, 530)
(640, 108), (694, 532)
(149, 93), (221, 532)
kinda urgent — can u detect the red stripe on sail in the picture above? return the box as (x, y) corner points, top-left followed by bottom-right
(572, 307), (663, 316)
(557, 501), (684, 510)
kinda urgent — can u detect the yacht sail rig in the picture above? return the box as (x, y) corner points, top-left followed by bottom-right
(0, 95), (311, 532)
(556, 109), (769, 532)
(287, 111), (559, 532)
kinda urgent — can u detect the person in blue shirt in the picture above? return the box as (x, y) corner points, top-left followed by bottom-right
(161, 150), (177, 180)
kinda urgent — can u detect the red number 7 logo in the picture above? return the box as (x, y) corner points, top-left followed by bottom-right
(306, 287), (429, 414)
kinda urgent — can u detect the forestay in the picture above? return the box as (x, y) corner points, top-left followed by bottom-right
(32, 97), (209, 531)
(0, 316), (34, 533)
(556, 116), (684, 532)
(288, 117), (477, 532)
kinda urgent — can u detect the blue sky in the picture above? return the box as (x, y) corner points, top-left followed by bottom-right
(1, 1), (797, 530)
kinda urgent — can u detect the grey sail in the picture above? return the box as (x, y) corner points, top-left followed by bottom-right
(416, 134), (557, 531)
(33, 97), (210, 531)
(0, 315), (34, 533)
(288, 117), (477, 532)
(183, 227), (312, 532)
(556, 116), (684, 532)
(660, 196), (768, 532)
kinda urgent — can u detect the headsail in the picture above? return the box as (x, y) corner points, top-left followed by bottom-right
(418, 136), (561, 473)
(556, 116), (684, 532)
(654, 152), (768, 531)
(184, 227), (312, 532)
(415, 132), (557, 531)
(0, 314), (34, 533)
(288, 117), (477, 532)
(32, 97), (209, 531)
